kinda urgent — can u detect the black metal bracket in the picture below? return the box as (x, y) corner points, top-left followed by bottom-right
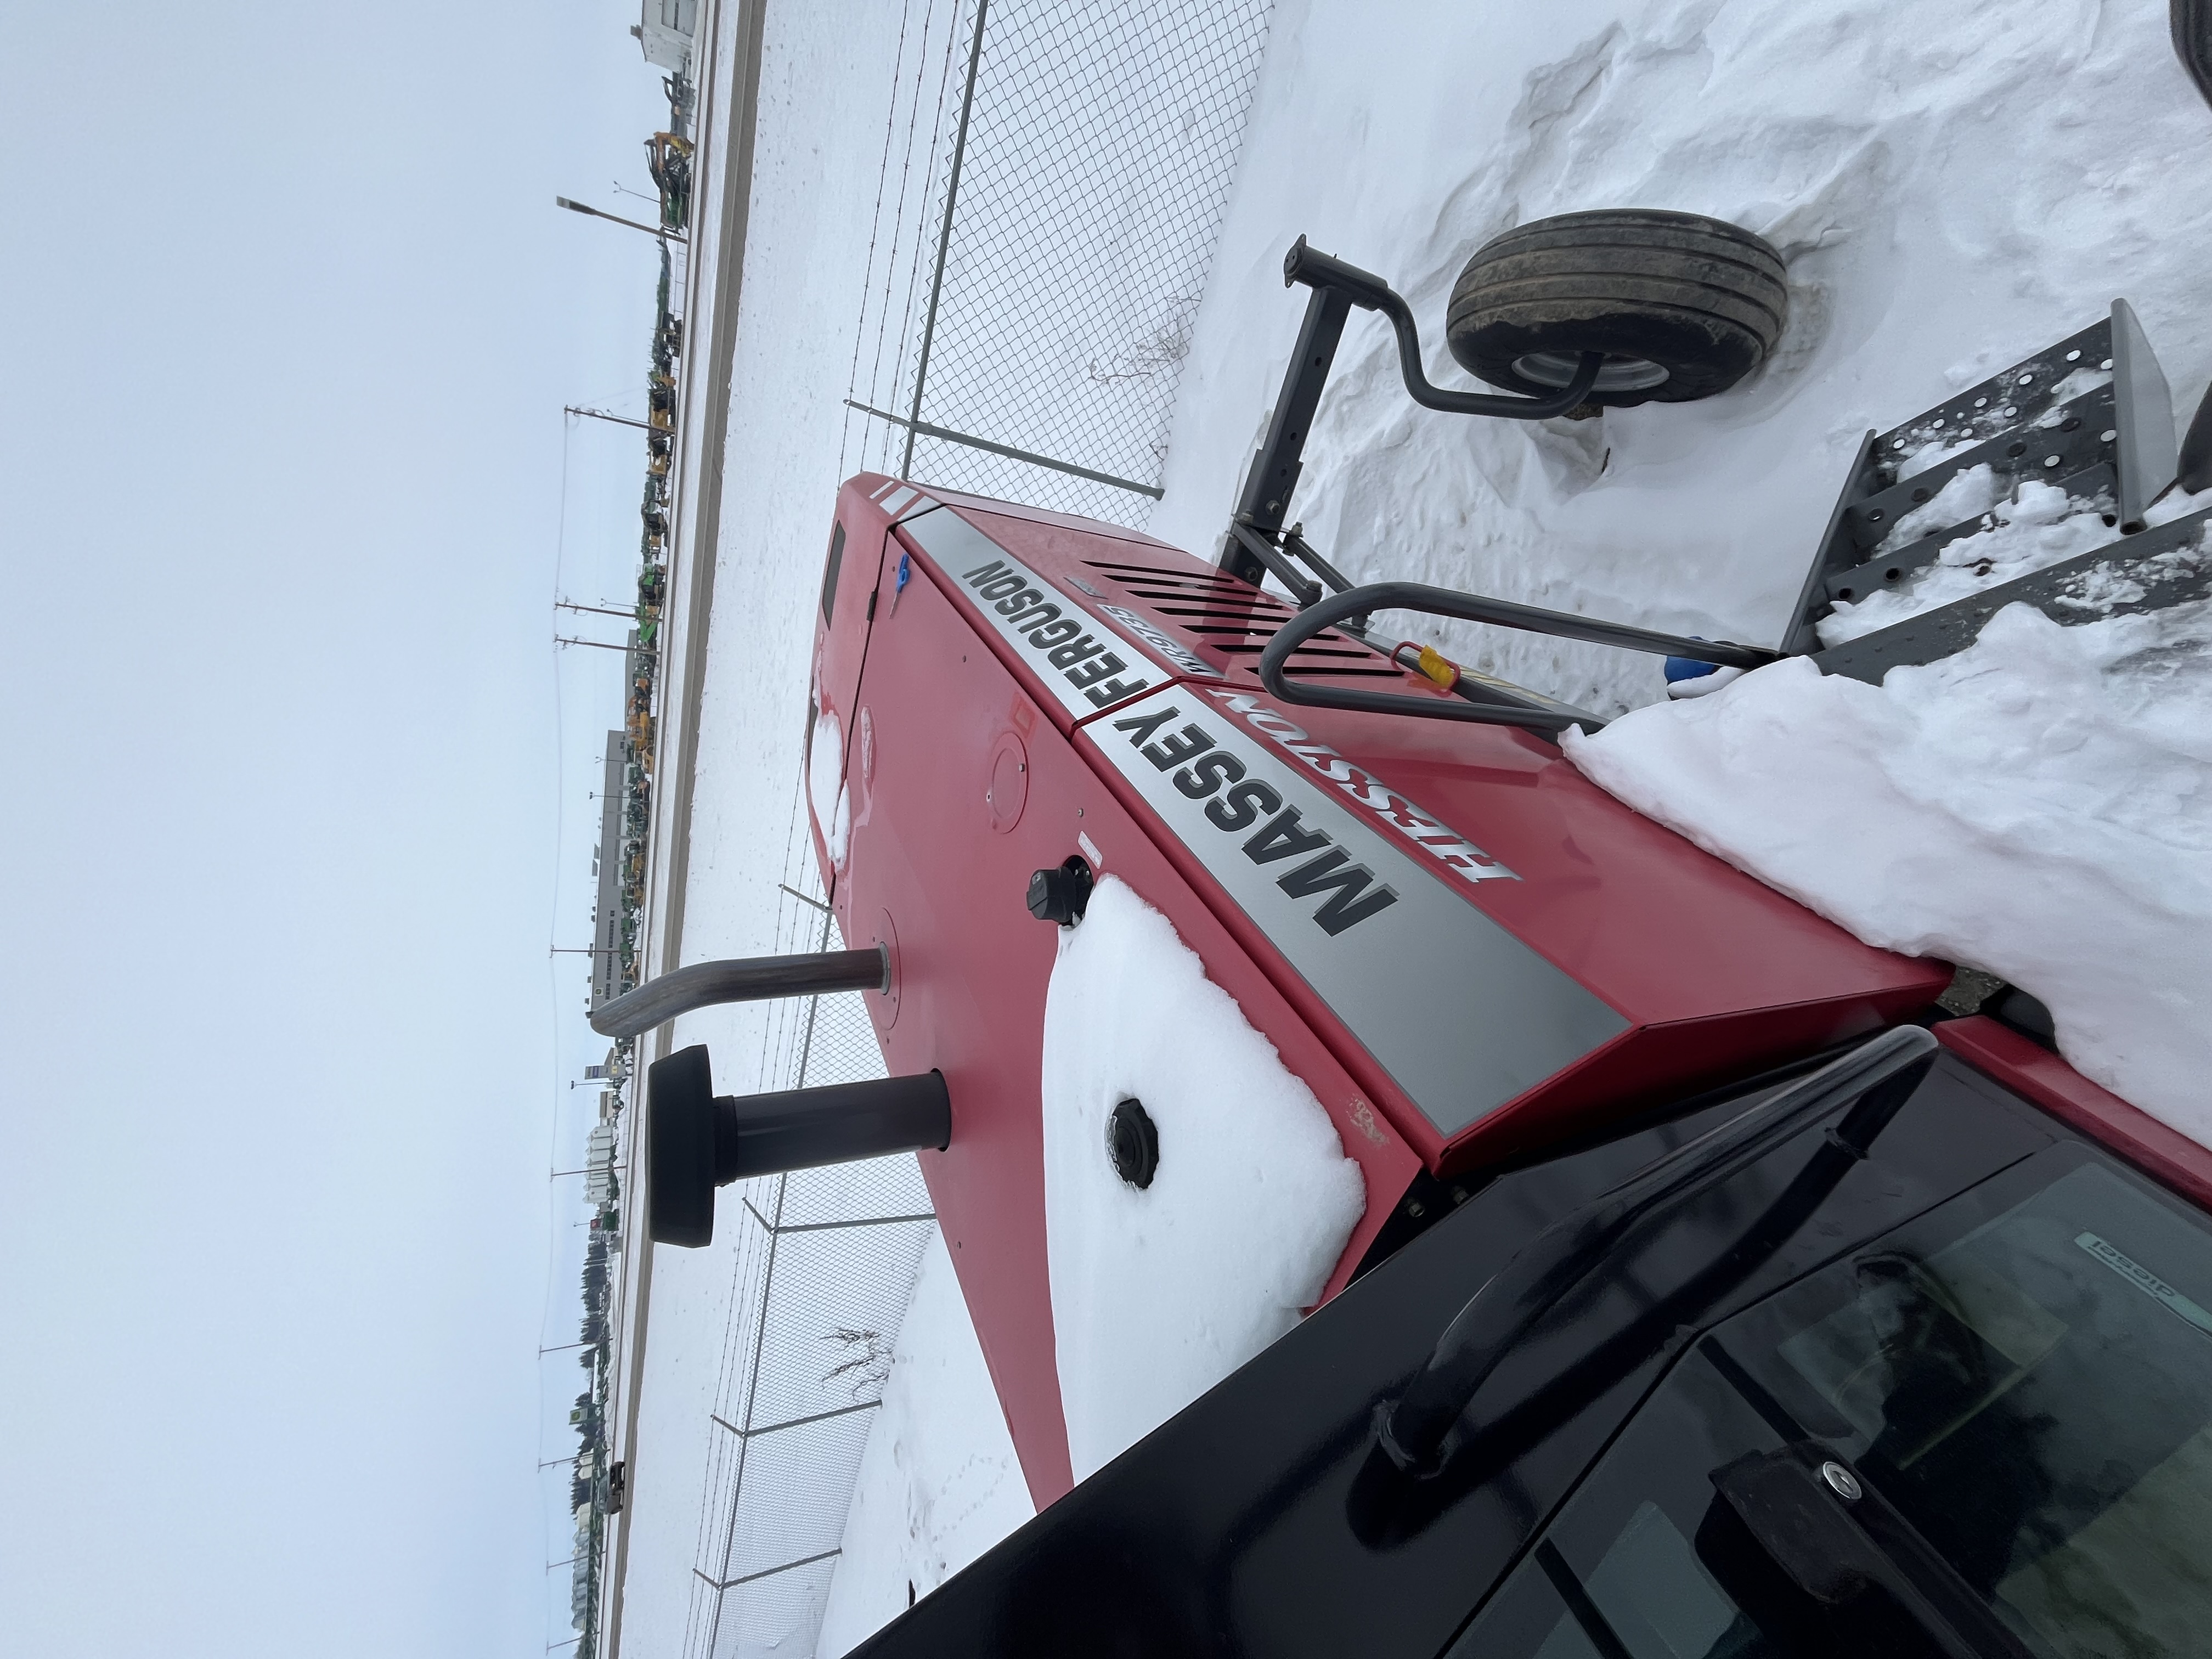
(2177, 380), (2212, 495)
(1256, 580), (1779, 734)
(1219, 237), (1600, 590)
(1778, 303), (2179, 658)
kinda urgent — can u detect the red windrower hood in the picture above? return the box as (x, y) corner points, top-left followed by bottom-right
(805, 474), (1949, 1505)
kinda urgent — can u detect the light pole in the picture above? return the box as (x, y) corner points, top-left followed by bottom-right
(566, 405), (659, 432)
(555, 196), (685, 244)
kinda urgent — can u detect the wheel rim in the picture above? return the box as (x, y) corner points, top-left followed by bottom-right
(1513, 351), (1670, 392)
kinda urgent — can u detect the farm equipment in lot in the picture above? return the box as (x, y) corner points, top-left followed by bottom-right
(592, 180), (2212, 1654)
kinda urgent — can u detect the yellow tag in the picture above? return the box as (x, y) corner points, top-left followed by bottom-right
(1415, 645), (1460, 690)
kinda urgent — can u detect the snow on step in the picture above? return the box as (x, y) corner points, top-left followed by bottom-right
(1565, 601), (2212, 1141)
(1823, 477), (2120, 645)
(1041, 876), (1365, 1483)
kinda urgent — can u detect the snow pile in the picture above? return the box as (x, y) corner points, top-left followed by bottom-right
(1041, 876), (1365, 1482)
(1564, 601), (2212, 1138)
(808, 706), (849, 865)
(1820, 478), (2119, 645)
(814, 1231), (1036, 1657)
(1150, 0), (2212, 718)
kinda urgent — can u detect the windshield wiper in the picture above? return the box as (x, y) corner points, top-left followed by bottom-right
(1376, 1026), (1938, 1477)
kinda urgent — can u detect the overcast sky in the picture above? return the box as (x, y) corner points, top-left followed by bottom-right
(1, 3), (678, 1652)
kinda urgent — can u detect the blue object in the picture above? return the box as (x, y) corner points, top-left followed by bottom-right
(895, 552), (911, 596)
(1663, 637), (1719, 683)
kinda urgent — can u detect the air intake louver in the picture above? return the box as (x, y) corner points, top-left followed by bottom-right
(1081, 559), (1401, 678)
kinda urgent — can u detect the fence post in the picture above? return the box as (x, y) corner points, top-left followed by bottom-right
(902, 0), (991, 479)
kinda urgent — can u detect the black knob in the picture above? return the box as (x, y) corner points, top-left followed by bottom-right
(1026, 856), (1094, 926)
(1107, 1098), (1159, 1189)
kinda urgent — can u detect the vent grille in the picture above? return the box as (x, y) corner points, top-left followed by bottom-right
(1082, 559), (1401, 678)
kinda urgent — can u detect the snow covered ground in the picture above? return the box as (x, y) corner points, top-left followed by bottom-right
(1149, 0), (2212, 718)
(640, 3), (2212, 1652)
(611, 5), (997, 1655)
(812, 1233), (1034, 1655)
(1146, 0), (2212, 1126)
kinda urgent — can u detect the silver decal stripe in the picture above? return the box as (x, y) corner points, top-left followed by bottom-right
(1089, 687), (1626, 1137)
(1097, 604), (1223, 679)
(2076, 1232), (2212, 1336)
(1202, 689), (1517, 883)
(901, 510), (1160, 718)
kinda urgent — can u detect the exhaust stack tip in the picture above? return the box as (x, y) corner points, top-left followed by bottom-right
(645, 1046), (951, 1246)
(590, 947), (889, 1040)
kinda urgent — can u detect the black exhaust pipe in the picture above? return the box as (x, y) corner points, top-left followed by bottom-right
(646, 1045), (950, 1246)
(589, 947), (888, 1040)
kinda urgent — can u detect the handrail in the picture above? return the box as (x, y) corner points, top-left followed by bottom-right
(1282, 238), (1603, 419)
(1257, 580), (1781, 733)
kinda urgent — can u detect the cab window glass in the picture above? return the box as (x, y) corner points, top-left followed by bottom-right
(821, 521), (846, 623)
(1452, 1150), (2212, 1659)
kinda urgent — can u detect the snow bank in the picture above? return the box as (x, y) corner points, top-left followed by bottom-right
(1152, 0), (2212, 718)
(1564, 602), (2212, 1138)
(814, 1231), (1035, 1657)
(1820, 478), (2119, 645)
(1041, 876), (1365, 1483)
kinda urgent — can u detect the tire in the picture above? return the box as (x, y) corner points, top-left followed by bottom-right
(2177, 0), (2212, 113)
(1446, 209), (1787, 409)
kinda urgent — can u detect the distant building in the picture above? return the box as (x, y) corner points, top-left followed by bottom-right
(585, 1121), (620, 1206)
(631, 0), (696, 74)
(590, 734), (631, 1012)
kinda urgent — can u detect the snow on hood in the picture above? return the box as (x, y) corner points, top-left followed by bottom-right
(1564, 600), (2212, 1141)
(1041, 876), (1365, 1483)
(808, 706), (850, 867)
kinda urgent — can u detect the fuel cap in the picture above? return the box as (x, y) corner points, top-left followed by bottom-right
(1107, 1098), (1159, 1189)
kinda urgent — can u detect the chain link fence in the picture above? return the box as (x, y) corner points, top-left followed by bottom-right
(680, 882), (937, 1659)
(844, 0), (1273, 527)
(678, 7), (1277, 1653)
